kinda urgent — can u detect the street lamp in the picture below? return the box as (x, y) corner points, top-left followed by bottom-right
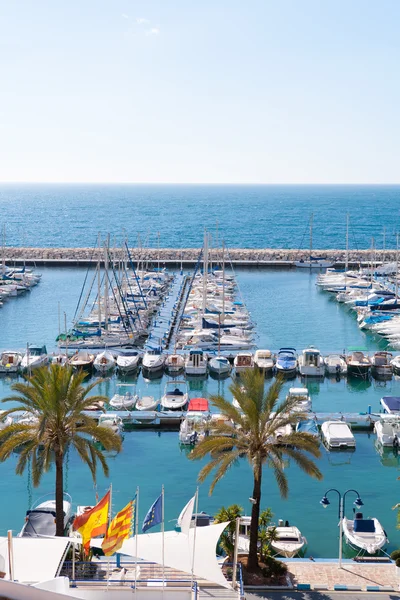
(320, 488), (363, 568)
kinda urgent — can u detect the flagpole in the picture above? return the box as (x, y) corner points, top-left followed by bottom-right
(134, 486), (139, 593)
(190, 487), (199, 588)
(107, 484), (112, 588)
(162, 484), (165, 592)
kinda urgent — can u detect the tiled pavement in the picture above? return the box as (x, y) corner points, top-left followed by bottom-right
(287, 561), (398, 590)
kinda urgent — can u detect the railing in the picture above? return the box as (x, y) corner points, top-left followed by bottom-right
(238, 562), (244, 600)
(224, 562), (244, 598)
(192, 580), (198, 600)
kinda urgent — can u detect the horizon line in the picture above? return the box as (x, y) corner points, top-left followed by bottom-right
(1, 181), (400, 186)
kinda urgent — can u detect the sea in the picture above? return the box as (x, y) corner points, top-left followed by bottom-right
(0, 184), (400, 559)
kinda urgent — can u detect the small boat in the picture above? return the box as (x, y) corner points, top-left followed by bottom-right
(179, 398), (210, 445)
(97, 413), (124, 436)
(254, 349), (275, 374)
(270, 524), (307, 558)
(286, 387), (312, 412)
(109, 385), (138, 410)
(324, 354), (348, 376)
(93, 350), (116, 374)
(381, 396), (400, 414)
(298, 347), (324, 377)
(233, 352), (254, 375)
(208, 355), (232, 376)
(142, 348), (165, 373)
(371, 351), (393, 379)
(296, 419), (319, 436)
(161, 380), (189, 410)
(0, 350), (22, 374)
(374, 415), (400, 447)
(346, 351), (371, 378)
(116, 351), (140, 374)
(68, 350), (95, 371)
(165, 353), (185, 374)
(136, 395), (159, 411)
(51, 353), (68, 366)
(391, 355), (400, 374)
(0, 410), (13, 430)
(321, 420), (356, 449)
(343, 512), (387, 555)
(275, 348), (297, 377)
(21, 345), (49, 371)
(185, 349), (208, 376)
(18, 493), (72, 537)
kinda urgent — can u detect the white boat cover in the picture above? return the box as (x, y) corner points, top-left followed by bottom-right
(0, 536), (70, 583)
(91, 521), (230, 588)
(322, 421), (355, 445)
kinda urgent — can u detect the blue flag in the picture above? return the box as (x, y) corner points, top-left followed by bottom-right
(142, 493), (163, 533)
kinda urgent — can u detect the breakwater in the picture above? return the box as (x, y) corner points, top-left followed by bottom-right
(3, 247), (397, 268)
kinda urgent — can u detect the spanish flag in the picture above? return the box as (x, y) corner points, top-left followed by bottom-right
(102, 498), (135, 556)
(73, 491), (110, 554)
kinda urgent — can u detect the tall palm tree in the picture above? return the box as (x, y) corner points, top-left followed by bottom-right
(0, 364), (122, 536)
(189, 369), (323, 572)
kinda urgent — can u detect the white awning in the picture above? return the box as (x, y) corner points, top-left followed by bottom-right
(0, 537), (70, 584)
(91, 522), (231, 588)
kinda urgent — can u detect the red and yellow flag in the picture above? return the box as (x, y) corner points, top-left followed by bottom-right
(102, 499), (135, 556)
(73, 491), (110, 553)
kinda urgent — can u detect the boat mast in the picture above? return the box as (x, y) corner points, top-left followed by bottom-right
(222, 241), (225, 323)
(157, 231), (160, 273)
(202, 230), (208, 321)
(396, 232), (399, 299)
(345, 214), (349, 273)
(104, 234), (109, 332)
(309, 212), (313, 263)
(97, 233), (102, 328)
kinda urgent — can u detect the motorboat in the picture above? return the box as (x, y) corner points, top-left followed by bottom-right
(324, 354), (347, 376)
(342, 512), (387, 555)
(136, 395), (159, 411)
(93, 350), (116, 374)
(51, 353), (68, 366)
(286, 387), (312, 412)
(374, 415), (400, 447)
(116, 351), (140, 374)
(233, 352), (254, 374)
(21, 345), (49, 371)
(391, 355), (400, 374)
(371, 351), (393, 379)
(109, 385), (138, 410)
(179, 398), (210, 445)
(0, 410), (13, 430)
(161, 380), (189, 410)
(321, 420), (356, 449)
(346, 351), (371, 377)
(18, 493), (72, 537)
(185, 349), (208, 376)
(254, 349), (275, 373)
(298, 347), (324, 377)
(380, 396), (400, 414)
(270, 524), (307, 558)
(68, 350), (94, 371)
(97, 413), (124, 436)
(275, 348), (297, 377)
(0, 350), (22, 374)
(142, 348), (165, 373)
(165, 353), (185, 373)
(208, 355), (232, 376)
(296, 419), (319, 436)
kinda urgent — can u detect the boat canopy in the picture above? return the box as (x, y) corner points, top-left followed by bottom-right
(296, 420), (318, 435)
(353, 518), (375, 533)
(188, 398), (209, 412)
(381, 396), (400, 413)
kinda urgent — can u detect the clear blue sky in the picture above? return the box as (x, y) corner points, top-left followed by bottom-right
(0, 0), (399, 183)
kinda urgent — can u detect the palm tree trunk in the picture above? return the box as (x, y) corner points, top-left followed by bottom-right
(247, 463), (262, 572)
(55, 451), (65, 537)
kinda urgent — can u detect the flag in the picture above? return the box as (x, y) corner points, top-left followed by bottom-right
(73, 490), (110, 554)
(142, 493), (162, 533)
(177, 495), (195, 535)
(102, 497), (136, 556)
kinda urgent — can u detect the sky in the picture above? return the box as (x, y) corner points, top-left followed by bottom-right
(0, 0), (399, 184)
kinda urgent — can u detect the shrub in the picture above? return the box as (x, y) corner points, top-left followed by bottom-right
(261, 556), (288, 578)
(396, 557), (400, 568)
(391, 549), (400, 561)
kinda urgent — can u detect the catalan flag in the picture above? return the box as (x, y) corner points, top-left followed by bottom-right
(102, 498), (135, 556)
(73, 490), (110, 554)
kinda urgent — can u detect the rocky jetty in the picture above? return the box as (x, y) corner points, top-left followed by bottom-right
(3, 247), (397, 266)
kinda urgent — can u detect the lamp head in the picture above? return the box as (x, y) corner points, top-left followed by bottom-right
(320, 496), (330, 509)
(354, 496), (364, 508)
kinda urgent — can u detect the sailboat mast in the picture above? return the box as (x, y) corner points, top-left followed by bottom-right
(396, 232), (399, 299)
(222, 241), (225, 323)
(202, 231), (208, 319)
(104, 234), (109, 332)
(97, 234), (102, 328)
(157, 231), (160, 273)
(345, 214), (349, 272)
(309, 212), (313, 261)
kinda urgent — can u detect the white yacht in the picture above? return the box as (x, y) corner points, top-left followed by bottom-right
(68, 350), (94, 370)
(275, 348), (297, 377)
(346, 352), (371, 377)
(298, 347), (324, 377)
(271, 525), (308, 558)
(321, 420), (356, 449)
(208, 355), (232, 376)
(343, 513), (387, 555)
(185, 349), (208, 376)
(21, 345), (49, 371)
(254, 349), (275, 373)
(324, 354), (347, 376)
(374, 415), (400, 447)
(0, 350), (22, 373)
(286, 387), (312, 412)
(233, 352), (254, 374)
(371, 351), (393, 379)
(142, 348), (165, 373)
(18, 494), (72, 537)
(93, 350), (116, 374)
(116, 351), (140, 374)
(165, 353), (185, 373)
(161, 380), (189, 410)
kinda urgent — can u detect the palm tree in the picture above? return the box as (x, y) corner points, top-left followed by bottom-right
(189, 369), (323, 572)
(0, 364), (122, 536)
(214, 504), (243, 560)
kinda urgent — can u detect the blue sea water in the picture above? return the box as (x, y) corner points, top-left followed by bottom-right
(0, 266), (400, 558)
(1, 184), (400, 249)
